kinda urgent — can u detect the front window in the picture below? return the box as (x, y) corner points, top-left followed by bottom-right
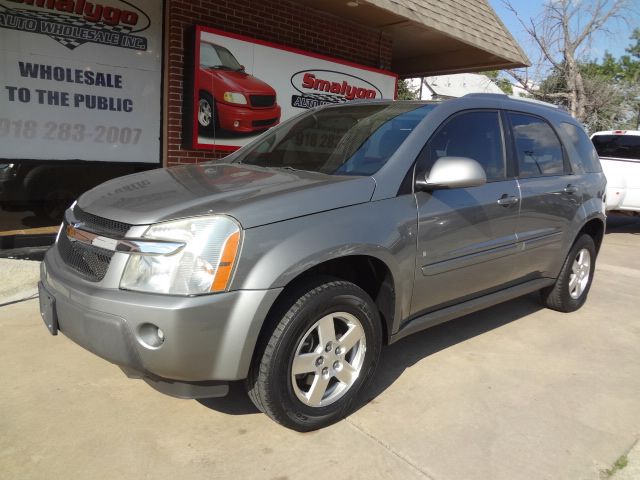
(235, 103), (436, 176)
(420, 110), (506, 181)
(200, 43), (243, 71)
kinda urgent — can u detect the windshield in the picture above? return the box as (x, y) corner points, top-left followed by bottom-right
(235, 103), (436, 175)
(200, 43), (243, 71)
(592, 134), (640, 160)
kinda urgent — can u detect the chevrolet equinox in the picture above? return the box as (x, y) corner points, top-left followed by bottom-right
(39, 94), (606, 431)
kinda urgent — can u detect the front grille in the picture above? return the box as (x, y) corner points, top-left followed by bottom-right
(73, 204), (130, 237)
(252, 118), (278, 128)
(58, 229), (114, 282)
(249, 95), (276, 108)
(58, 207), (132, 282)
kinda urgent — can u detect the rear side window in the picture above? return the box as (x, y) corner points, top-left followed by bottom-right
(509, 112), (565, 178)
(421, 110), (505, 181)
(558, 122), (602, 173)
(591, 134), (640, 161)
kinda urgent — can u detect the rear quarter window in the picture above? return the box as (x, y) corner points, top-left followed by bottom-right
(559, 122), (602, 173)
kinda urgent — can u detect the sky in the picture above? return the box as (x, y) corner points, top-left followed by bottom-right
(488, 0), (639, 66)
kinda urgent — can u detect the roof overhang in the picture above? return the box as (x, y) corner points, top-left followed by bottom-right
(290, 0), (530, 77)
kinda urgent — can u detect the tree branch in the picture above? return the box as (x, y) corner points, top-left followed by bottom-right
(573, 0), (627, 50)
(503, 1), (563, 69)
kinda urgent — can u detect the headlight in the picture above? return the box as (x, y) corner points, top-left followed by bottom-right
(120, 215), (241, 295)
(0, 162), (16, 179)
(223, 92), (247, 105)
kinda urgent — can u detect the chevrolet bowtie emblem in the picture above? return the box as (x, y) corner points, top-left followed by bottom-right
(66, 223), (97, 243)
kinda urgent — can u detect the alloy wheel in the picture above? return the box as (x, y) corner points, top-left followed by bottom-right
(569, 248), (591, 299)
(198, 98), (212, 127)
(291, 312), (367, 408)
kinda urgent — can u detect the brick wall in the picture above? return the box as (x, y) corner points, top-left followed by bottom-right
(165, 0), (393, 166)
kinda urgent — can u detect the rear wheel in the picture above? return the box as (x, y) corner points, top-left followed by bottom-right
(541, 234), (597, 312)
(246, 278), (382, 431)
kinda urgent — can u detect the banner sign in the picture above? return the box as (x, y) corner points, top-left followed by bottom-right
(191, 26), (397, 151)
(0, 0), (162, 163)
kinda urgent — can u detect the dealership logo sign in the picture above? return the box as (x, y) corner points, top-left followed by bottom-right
(290, 69), (383, 109)
(0, 0), (150, 51)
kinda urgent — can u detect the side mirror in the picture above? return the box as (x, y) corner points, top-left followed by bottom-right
(415, 156), (487, 191)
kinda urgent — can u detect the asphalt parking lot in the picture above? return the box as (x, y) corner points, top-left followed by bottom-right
(1, 216), (639, 480)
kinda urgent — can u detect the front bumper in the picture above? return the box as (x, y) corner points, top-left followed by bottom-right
(216, 101), (281, 133)
(40, 246), (282, 388)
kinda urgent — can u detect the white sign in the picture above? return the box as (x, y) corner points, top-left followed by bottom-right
(0, 0), (162, 163)
(193, 26), (398, 150)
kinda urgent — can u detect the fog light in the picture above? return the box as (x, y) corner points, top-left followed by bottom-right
(233, 120), (240, 128)
(138, 323), (165, 348)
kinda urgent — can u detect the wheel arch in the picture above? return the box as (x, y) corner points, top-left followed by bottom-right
(199, 88), (214, 99)
(250, 254), (397, 374)
(577, 216), (605, 253)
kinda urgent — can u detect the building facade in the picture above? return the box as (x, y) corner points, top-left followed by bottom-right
(0, 0), (528, 251)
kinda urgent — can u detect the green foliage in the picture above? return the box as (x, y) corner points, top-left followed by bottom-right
(583, 51), (640, 84)
(480, 71), (513, 94)
(537, 31), (640, 132)
(602, 454), (629, 478)
(396, 79), (419, 100)
(627, 28), (639, 59)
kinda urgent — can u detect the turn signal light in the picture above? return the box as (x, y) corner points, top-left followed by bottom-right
(211, 231), (240, 292)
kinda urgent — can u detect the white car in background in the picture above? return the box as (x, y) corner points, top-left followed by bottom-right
(591, 130), (640, 215)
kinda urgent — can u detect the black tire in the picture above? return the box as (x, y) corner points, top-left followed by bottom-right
(197, 92), (216, 137)
(540, 234), (597, 312)
(246, 277), (382, 431)
(30, 178), (76, 222)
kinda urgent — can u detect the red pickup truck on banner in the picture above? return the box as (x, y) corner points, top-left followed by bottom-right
(197, 41), (281, 136)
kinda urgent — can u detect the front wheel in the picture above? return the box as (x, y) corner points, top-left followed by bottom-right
(197, 92), (216, 136)
(246, 278), (382, 431)
(540, 234), (597, 312)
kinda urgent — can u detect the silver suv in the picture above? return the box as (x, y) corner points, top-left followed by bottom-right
(39, 94), (606, 431)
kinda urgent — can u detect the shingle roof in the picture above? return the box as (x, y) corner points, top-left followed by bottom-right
(370, 0), (529, 66)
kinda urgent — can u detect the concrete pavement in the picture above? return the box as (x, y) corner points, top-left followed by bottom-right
(0, 258), (40, 305)
(1, 217), (639, 479)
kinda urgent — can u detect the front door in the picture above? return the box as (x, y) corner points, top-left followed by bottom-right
(411, 110), (521, 315)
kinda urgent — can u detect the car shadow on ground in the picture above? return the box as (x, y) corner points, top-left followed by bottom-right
(605, 214), (640, 234)
(198, 293), (544, 417)
(355, 294), (543, 411)
(197, 381), (260, 415)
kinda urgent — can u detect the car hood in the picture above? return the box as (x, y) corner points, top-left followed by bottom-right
(76, 163), (376, 229)
(201, 68), (275, 94)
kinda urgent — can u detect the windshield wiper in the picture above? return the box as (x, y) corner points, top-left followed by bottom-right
(204, 65), (234, 70)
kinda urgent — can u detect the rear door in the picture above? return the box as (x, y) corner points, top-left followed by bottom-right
(507, 111), (582, 278)
(411, 110), (521, 315)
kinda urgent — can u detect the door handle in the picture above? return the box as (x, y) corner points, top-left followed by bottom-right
(563, 185), (578, 194)
(497, 194), (519, 207)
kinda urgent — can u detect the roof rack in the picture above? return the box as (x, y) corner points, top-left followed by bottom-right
(507, 95), (560, 109)
(462, 92), (564, 111)
(462, 93), (508, 99)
